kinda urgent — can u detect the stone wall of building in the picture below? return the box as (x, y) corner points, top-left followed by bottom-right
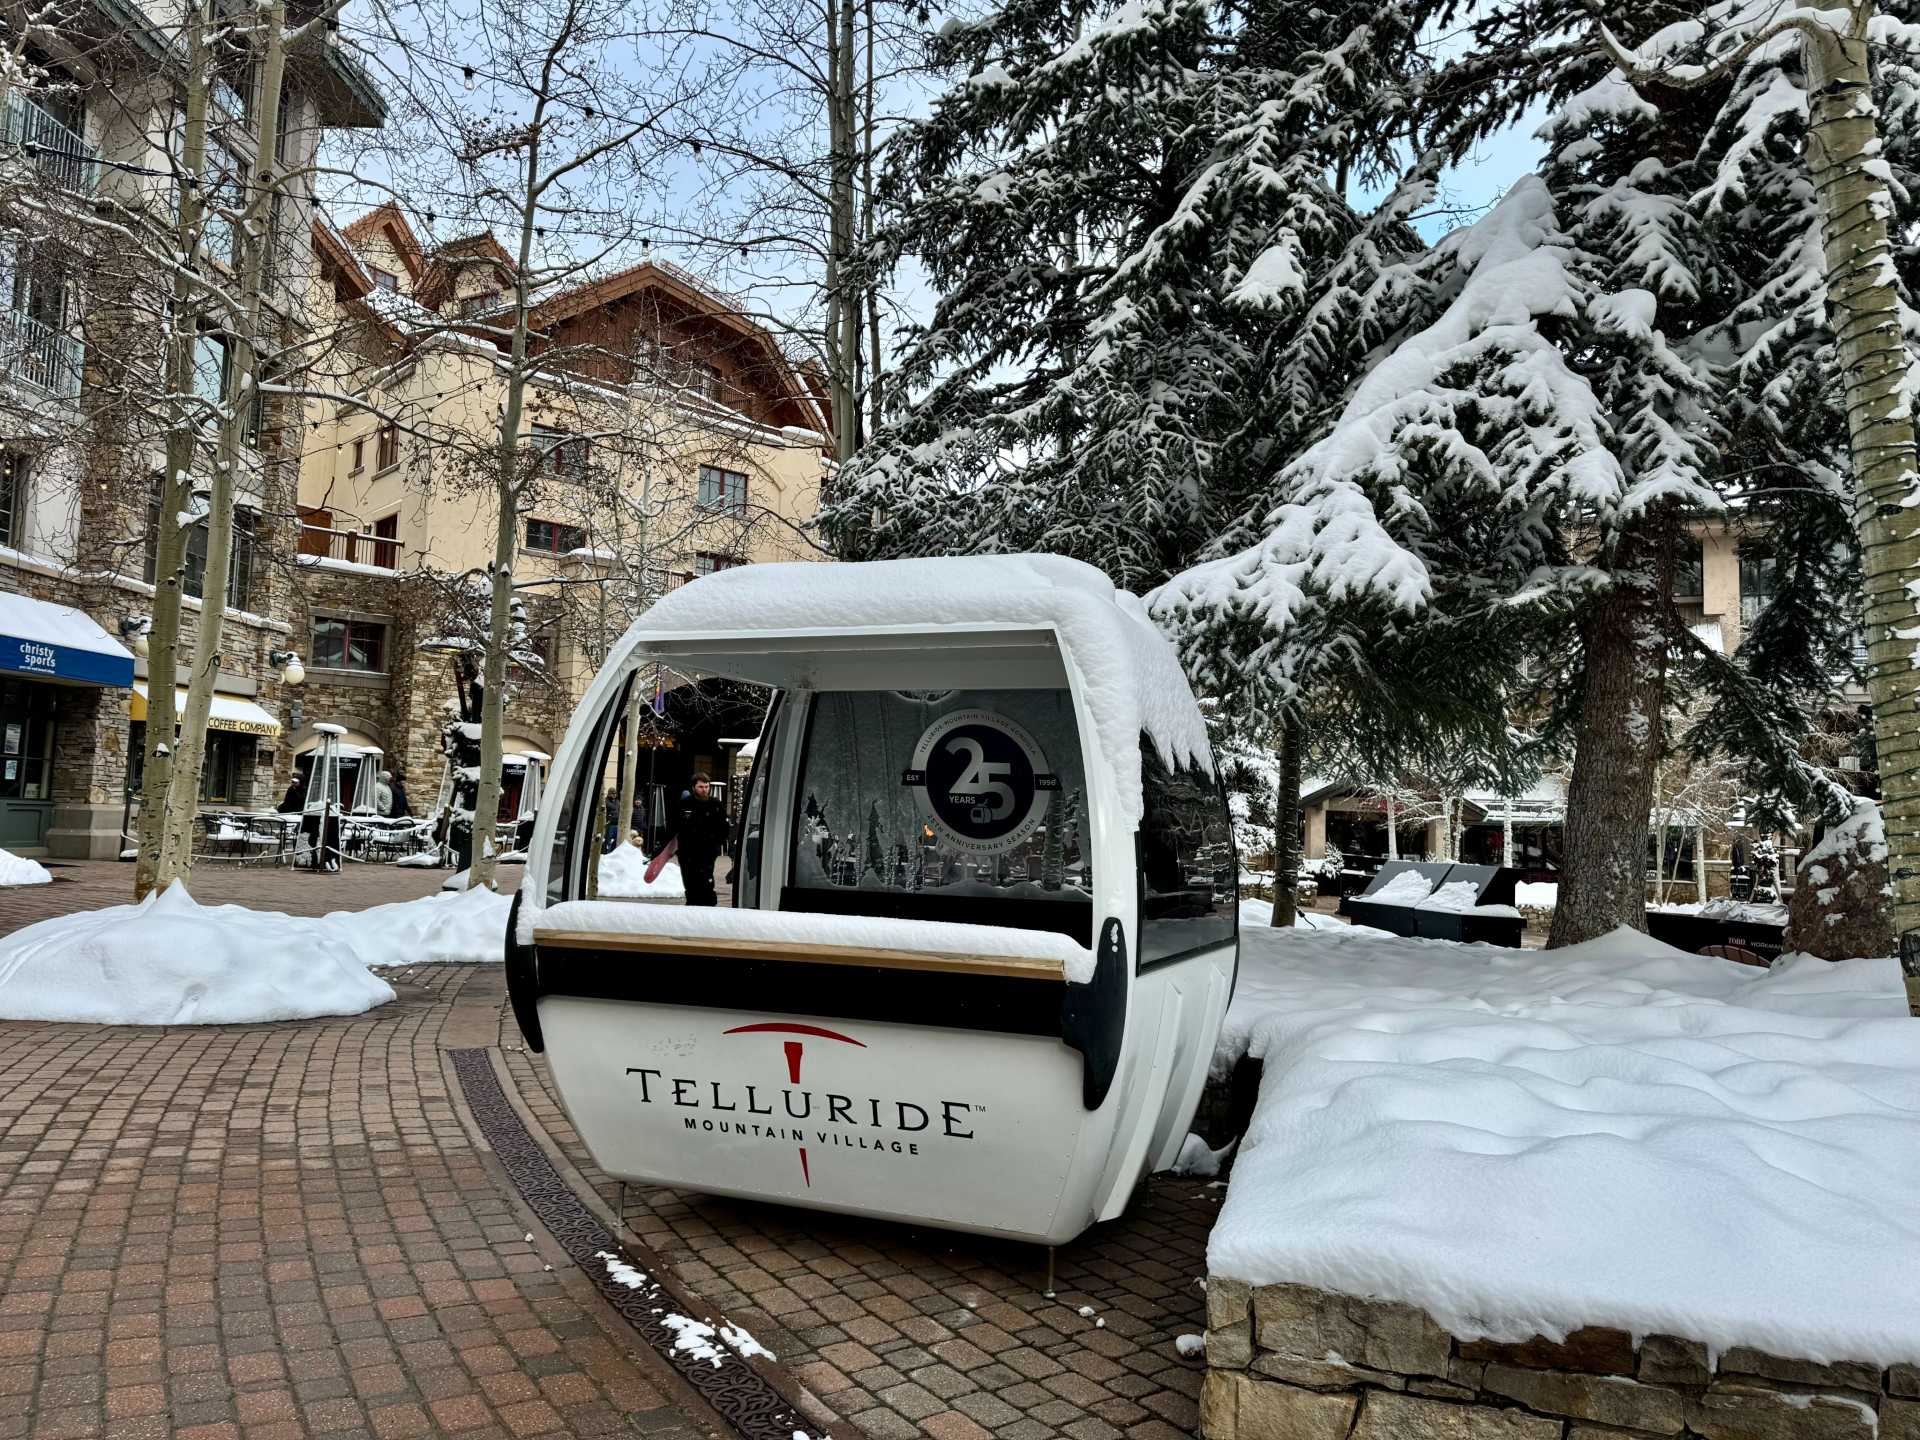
(1202, 1279), (1917, 1440)
(287, 558), (574, 807)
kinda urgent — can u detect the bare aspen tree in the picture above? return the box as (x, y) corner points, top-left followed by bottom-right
(652, 0), (933, 462)
(1592, 1), (1920, 934)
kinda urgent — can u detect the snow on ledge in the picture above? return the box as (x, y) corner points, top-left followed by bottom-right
(532, 899), (1092, 982)
(1209, 924), (1920, 1365)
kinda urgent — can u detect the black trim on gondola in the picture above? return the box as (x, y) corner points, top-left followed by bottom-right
(505, 890), (545, 1052)
(529, 942), (1066, 1037)
(1060, 917), (1128, 1109)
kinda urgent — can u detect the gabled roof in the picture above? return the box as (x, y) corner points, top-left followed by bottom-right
(528, 259), (828, 437)
(311, 218), (373, 302)
(341, 202), (425, 279)
(415, 232), (519, 311)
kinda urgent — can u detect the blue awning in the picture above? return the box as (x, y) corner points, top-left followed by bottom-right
(0, 592), (134, 687)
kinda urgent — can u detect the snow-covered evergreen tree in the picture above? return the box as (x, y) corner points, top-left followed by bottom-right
(1161, 1), (1915, 943)
(819, 0), (1424, 591)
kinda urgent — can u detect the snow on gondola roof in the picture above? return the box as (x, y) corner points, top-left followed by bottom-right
(622, 553), (1211, 828)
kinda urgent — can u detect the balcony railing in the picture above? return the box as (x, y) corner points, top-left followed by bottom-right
(2, 93), (98, 194)
(298, 524), (402, 570)
(0, 310), (82, 398)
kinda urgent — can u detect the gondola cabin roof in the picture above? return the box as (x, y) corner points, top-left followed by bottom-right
(615, 553), (1210, 828)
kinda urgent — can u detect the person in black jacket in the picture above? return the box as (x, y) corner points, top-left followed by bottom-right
(669, 772), (731, 906)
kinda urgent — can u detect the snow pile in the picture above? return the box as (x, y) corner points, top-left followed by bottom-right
(620, 553), (1210, 828)
(598, 844), (684, 900)
(529, 897), (1091, 981)
(0, 849), (51, 886)
(1653, 897), (1789, 926)
(322, 884), (510, 968)
(1240, 898), (1351, 931)
(1210, 924), (1920, 1363)
(1514, 881), (1557, 910)
(662, 1314), (775, 1369)
(0, 883), (395, 1025)
(1365, 869), (1434, 905)
(1804, 798), (1889, 877)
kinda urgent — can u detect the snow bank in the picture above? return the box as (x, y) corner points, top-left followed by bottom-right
(617, 553), (1210, 829)
(1366, 869), (1433, 905)
(1515, 880), (1557, 910)
(530, 898), (1091, 981)
(322, 884), (510, 968)
(0, 849), (51, 886)
(598, 844), (684, 900)
(0, 884), (396, 1025)
(1209, 924), (1920, 1364)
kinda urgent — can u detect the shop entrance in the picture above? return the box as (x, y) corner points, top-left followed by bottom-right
(0, 679), (55, 848)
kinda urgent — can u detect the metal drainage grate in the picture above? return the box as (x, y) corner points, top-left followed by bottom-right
(450, 1048), (822, 1439)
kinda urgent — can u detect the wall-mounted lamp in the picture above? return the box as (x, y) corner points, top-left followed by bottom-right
(269, 649), (305, 686)
(117, 615), (150, 659)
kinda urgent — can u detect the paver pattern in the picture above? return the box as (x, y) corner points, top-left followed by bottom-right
(0, 870), (1217, 1440)
(0, 966), (727, 1440)
(0, 857), (456, 931)
(501, 1016), (1217, 1440)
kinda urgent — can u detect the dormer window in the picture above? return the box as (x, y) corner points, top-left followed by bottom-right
(370, 268), (398, 292)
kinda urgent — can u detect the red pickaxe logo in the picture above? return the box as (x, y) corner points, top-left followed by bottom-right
(722, 1022), (865, 1187)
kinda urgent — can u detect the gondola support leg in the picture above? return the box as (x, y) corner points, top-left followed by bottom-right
(1044, 1246), (1055, 1299)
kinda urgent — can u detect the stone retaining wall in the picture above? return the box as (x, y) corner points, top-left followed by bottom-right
(1202, 1278), (1917, 1439)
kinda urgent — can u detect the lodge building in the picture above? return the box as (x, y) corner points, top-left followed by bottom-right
(0, 35), (827, 855)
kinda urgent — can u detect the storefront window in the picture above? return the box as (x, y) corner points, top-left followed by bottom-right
(1138, 737), (1235, 966)
(0, 681), (54, 801)
(792, 689), (1091, 931)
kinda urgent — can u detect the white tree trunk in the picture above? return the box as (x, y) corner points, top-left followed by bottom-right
(1802, 9), (1920, 936)
(1386, 789), (1399, 860)
(1696, 823), (1709, 904)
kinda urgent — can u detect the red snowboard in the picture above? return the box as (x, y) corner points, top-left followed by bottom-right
(644, 837), (678, 884)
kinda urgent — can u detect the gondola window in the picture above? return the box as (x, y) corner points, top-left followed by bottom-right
(792, 689), (1091, 932)
(1138, 739), (1236, 966)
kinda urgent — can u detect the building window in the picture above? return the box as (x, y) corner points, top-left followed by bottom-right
(1138, 734), (1236, 967)
(525, 518), (587, 554)
(375, 421), (399, 471)
(697, 465), (747, 512)
(693, 551), (743, 577)
(1738, 541), (1776, 632)
(0, 453), (28, 550)
(689, 360), (725, 401)
(128, 723), (248, 804)
(311, 616), (387, 672)
(531, 424), (589, 481)
(350, 437), (365, 472)
(144, 483), (255, 609)
(369, 267), (398, 292)
(192, 332), (230, 408)
(1673, 541), (1703, 600)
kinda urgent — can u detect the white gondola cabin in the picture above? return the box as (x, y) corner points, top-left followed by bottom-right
(509, 555), (1237, 1245)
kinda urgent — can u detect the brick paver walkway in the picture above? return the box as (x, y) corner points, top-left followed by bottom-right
(0, 874), (1215, 1440)
(0, 966), (732, 1440)
(0, 858), (458, 931)
(501, 1014), (1215, 1440)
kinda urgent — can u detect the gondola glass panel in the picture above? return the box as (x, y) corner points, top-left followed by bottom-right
(788, 688), (1091, 940)
(1138, 739), (1237, 966)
